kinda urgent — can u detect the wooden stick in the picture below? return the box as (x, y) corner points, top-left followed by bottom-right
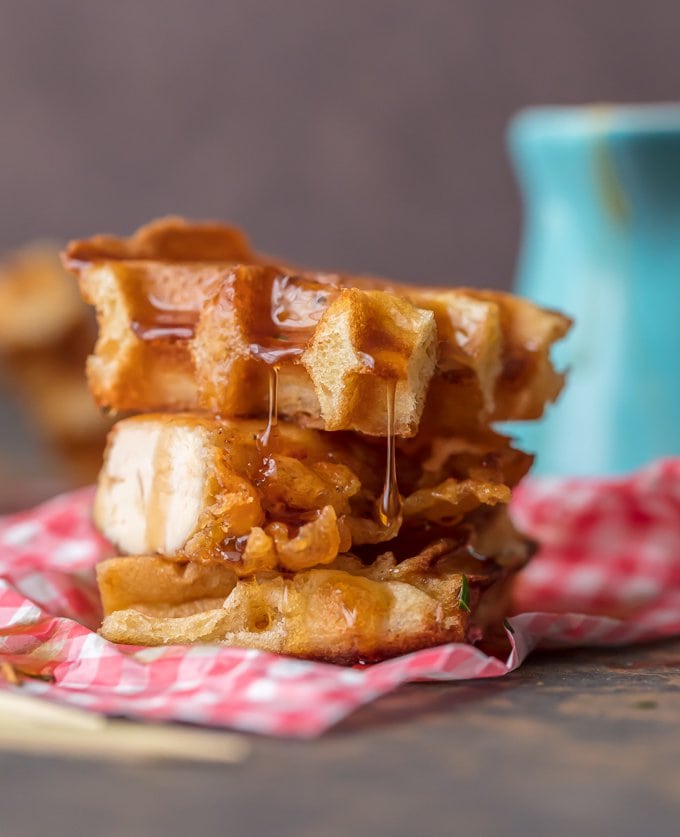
(0, 662), (20, 686)
(0, 689), (106, 732)
(0, 689), (250, 764)
(0, 721), (250, 764)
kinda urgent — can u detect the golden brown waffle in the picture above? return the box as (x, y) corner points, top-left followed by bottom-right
(97, 548), (515, 664)
(64, 217), (570, 437)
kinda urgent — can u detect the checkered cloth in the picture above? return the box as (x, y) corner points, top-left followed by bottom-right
(1, 459), (679, 737)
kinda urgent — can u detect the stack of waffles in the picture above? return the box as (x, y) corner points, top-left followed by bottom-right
(64, 218), (570, 663)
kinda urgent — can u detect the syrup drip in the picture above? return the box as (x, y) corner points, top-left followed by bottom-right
(258, 365), (280, 454)
(249, 273), (333, 479)
(252, 364), (320, 541)
(378, 380), (402, 528)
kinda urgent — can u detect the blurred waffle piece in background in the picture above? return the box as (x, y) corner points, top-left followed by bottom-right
(0, 243), (111, 499)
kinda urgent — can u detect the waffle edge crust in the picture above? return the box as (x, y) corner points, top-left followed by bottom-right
(97, 553), (511, 665)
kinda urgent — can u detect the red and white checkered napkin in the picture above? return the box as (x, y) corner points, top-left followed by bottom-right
(1, 459), (679, 738)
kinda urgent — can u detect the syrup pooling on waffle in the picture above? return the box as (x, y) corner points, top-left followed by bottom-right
(64, 217), (571, 435)
(128, 278), (199, 342)
(247, 270), (339, 365)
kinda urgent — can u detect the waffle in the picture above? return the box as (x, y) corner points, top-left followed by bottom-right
(97, 547), (516, 663)
(64, 218), (570, 436)
(65, 216), (570, 663)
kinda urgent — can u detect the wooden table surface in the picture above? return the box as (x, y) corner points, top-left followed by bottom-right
(1, 639), (678, 837)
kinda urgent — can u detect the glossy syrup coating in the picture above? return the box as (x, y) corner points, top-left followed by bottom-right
(64, 217), (571, 436)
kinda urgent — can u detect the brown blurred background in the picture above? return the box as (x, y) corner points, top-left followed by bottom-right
(1, 0), (678, 501)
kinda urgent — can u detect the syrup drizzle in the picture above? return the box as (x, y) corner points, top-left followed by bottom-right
(258, 365), (280, 454)
(250, 272), (333, 470)
(378, 380), (402, 528)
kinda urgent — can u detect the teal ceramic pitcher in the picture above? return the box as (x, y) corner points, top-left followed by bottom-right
(508, 104), (680, 476)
